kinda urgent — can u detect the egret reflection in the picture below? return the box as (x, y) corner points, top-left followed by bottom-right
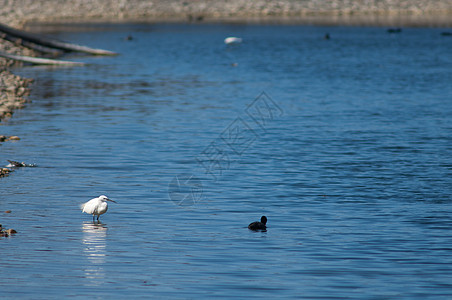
(82, 221), (107, 285)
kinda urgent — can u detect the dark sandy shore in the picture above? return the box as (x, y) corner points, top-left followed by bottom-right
(0, 0), (451, 126)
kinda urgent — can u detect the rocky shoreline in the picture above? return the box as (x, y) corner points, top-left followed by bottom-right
(2, 0), (452, 28)
(0, 69), (33, 121)
(0, 0), (451, 127)
(0, 31), (34, 127)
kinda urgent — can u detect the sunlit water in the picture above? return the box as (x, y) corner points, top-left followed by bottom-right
(1, 24), (452, 298)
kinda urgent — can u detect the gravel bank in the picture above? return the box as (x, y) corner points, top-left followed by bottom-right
(2, 0), (452, 27)
(0, 38), (34, 123)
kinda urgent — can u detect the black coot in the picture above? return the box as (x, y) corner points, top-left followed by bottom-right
(248, 216), (267, 231)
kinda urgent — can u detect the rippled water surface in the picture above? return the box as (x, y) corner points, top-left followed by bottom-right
(1, 24), (452, 298)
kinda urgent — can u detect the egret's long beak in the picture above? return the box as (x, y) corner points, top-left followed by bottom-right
(106, 198), (117, 203)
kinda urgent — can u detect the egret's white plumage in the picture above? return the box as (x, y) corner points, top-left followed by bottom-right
(81, 195), (116, 222)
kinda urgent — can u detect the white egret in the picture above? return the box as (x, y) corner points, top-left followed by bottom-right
(224, 37), (242, 45)
(81, 195), (116, 222)
(248, 216), (267, 231)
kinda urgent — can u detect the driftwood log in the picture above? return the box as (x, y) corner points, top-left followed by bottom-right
(0, 51), (85, 66)
(0, 22), (117, 56)
(0, 32), (62, 56)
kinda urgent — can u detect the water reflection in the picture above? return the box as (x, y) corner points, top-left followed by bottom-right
(82, 222), (107, 286)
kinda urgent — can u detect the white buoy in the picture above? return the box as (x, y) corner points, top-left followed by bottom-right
(224, 37), (243, 45)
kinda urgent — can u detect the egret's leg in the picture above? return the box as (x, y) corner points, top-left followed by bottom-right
(92, 215), (95, 222)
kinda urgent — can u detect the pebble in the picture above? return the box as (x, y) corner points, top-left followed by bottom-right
(0, 168), (12, 177)
(0, 226), (17, 237)
(0, 137), (20, 143)
(6, 136), (20, 141)
(0, 135), (21, 143)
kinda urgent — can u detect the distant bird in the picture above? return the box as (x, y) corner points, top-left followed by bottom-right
(248, 216), (267, 231)
(324, 33), (330, 40)
(81, 195), (116, 222)
(387, 28), (402, 34)
(224, 37), (242, 45)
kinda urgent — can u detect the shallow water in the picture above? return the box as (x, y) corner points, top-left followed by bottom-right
(1, 24), (452, 298)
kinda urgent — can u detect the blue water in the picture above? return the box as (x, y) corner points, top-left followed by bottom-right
(1, 23), (452, 298)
